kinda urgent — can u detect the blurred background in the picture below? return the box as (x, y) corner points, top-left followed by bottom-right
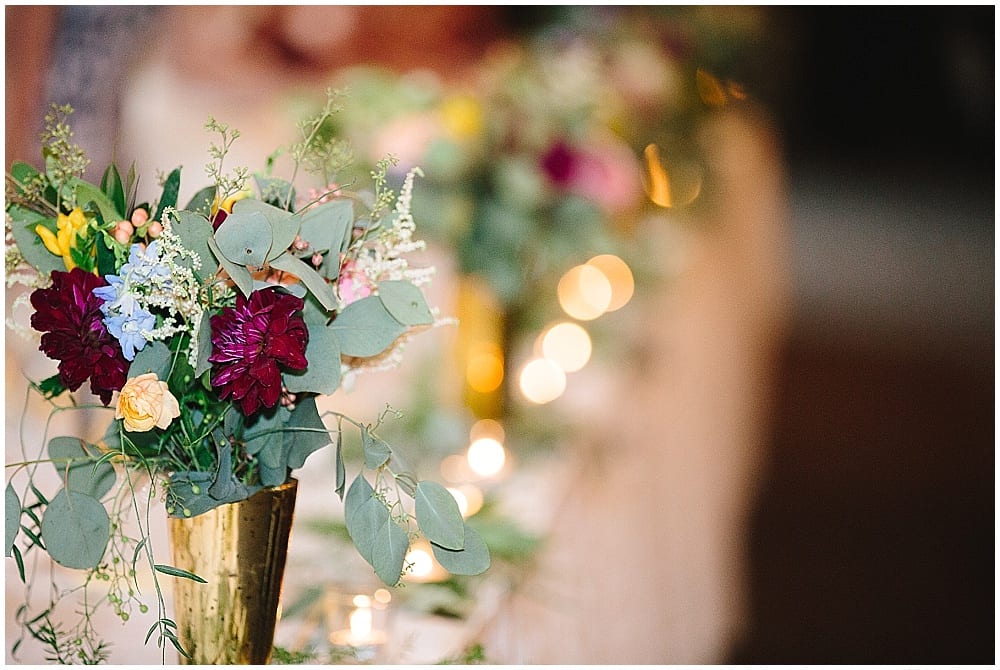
(5, 5), (994, 665)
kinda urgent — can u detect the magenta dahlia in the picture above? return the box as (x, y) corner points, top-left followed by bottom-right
(29, 268), (129, 406)
(209, 288), (308, 415)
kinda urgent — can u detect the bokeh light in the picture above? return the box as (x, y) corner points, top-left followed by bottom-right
(642, 143), (702, 209)
(467, 437), (506, 477)
(469, 418), (505, 444)
(586, 254), (634, 312)
(518, 357), (567, 404)
(541, 322), (592, 372)
(466, 342), (504, 393)
(557, 264), (612, 320)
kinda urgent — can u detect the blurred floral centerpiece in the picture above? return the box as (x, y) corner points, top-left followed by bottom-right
(4, 97), (488, 664)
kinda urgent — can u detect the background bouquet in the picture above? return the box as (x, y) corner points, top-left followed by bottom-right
(5, 97), (488, 662)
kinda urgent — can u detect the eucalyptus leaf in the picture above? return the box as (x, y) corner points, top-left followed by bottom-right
(372, 516), (409, 586)
(232, 198), (299, 261)
(7, 206), (63, 275)
(430, 523), (491, 576)
(169, 210), (217, 282)
(344, 475), (389, 565)
(378, 280), (434, 326)
(166, 472), (259, 518)
(207, 236), (253, 297)
(5, 484), (21, 557)
(154, 564), (207, 583)
(415, 481), (465, 551)
(40, 489), (110, 570)
(283, 324), (341, 395)
(361, 428), (392, 470)
(285, 396), (331, 470)
(334, 429), (346, 501)
(330, 296), (406, 358)
(298, 199), (354, 278)
(194, 314), (214, 378)
(214, 209), (272, 267)
(48, 436), (116, 499)
(267, 252), (338, 311)
(128, 340), (173, 380)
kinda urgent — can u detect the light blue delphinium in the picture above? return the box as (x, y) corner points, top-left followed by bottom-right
(104, 307), (156, 361)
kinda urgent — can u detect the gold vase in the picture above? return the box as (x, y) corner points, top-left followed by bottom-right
(168, 479), (298, 665)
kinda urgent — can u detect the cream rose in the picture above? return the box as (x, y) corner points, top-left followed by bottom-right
(116, 373), (180, 433)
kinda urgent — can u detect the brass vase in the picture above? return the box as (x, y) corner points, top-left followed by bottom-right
(168, 479), (298, 665)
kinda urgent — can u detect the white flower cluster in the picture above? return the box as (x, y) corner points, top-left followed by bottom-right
(355, 167), (434, 287)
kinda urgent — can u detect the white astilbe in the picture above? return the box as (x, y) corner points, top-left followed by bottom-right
(353, 167), (434, 289)
(137, 211), (209, 367)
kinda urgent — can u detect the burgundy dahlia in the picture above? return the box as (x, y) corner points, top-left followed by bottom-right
(29, 268), (129, 406)
(209, 288), (308, 415)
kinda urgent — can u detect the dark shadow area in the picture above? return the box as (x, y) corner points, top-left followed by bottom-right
(731, 6), (994, 663)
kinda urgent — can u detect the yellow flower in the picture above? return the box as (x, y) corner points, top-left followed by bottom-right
(210, 189), (252, 218)
(116, 373), (180, 433)
(440, 95), (483, 141)
(35, 207), (90, 270)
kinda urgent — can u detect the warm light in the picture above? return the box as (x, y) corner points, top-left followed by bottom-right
(440, 454), (473, 483)
(373, 589), (392, 605)
(518, 357), (567, 404)
(541, 322), (592, 372)
(469, 418), (505, 444)
(696, 68), (728, 107)
(557, 264), (612, 320)
(643, 143), (702, 209)
(466, 342), (504, 393)
(447, 487), (469, 517)
(456, 484), (484, 518)
(586, 254), (634, 312)
(406, 548), (435, 579)
(467, 437), (506, 477)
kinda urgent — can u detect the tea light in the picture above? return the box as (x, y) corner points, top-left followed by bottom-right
(327, 591), (389, 661)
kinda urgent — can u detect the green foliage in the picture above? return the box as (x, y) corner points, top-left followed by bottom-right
(47, 437), (116, 499)
(378, 279), (435, 326)
(40, 490), (110, 570)
(330, 295), (406, 357)
(5, 483), (20, 557)
(430, 524), (491, 576)
(415, 481), (465, 550)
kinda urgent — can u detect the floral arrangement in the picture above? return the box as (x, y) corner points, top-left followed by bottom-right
(4, 97), (488, 662)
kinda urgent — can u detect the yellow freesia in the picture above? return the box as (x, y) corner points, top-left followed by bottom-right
(210, 189), (252, 217)
(35, 207), (89, 270)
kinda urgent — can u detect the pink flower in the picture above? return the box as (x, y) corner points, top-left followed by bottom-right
(337, 260), (373, 305)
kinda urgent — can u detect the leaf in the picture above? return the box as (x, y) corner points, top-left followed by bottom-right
(154, 564), (208, 583)
(47, 436), (116, 499)
(372, 516), (409, 586)
(194, 313), (214, 378)
(361, 427), (392, 470)
(344, 475), (388, 565)
(183, 185), (216, 217)
(431, 524), (491, 576)
(7, 206), (62, 275)
(40, 489), (110, 570)
(415, 481), (465, 550)
(96, 231), (117, 277)
(334, 429), (346, 501)
(152, 168), (181, 222)
(378, 280), (434, 326)
(283, 323), (341, 395)
(170, 210), (217, 282)
(232, 198), (299, 261)
(165, 471), (258, 518)
(6, 483), (21, 557)
(207, 236), (253, 297)
(285, 396), (331, 470)
(330, 296), (406, 358)
(267, 251), (338, 311)
(214, 209), (272, 267)
(253, 175), (296, 211)
(298, 199), (354, 279)
(74, 178), (122, 223)
(101, 164), (126, 217)
(128, 340), (173, 380)
(37, 374), (67, 399)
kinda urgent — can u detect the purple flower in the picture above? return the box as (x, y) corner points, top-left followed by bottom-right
(29, 269), (129, 405)
(541, 140), (580, 186)
(209, 288), (308, 415)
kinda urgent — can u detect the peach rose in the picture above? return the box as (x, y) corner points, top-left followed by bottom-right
(116, 373), (180, 433)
